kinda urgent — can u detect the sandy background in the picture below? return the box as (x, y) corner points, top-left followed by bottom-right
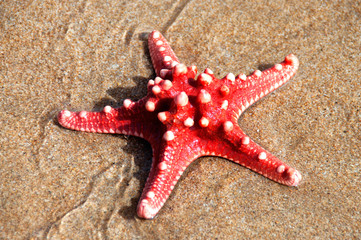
(1, 0), (360, 239)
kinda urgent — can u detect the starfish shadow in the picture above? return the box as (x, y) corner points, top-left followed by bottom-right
(118, 136), (153, 220)
(55, 73), (156, 220)
(90, 75), (150, 111)
(55, 32), (158, 219)
(90, 32), (155, 111)
(89, 76), (157, 219)
(258, 63), (275, 71)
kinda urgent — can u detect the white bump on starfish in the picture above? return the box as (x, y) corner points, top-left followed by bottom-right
(197, 73), (212, 86)
(103, 105), (112, 113)
(275, 63), (282, 71)
(199, 117), (209, 127)
(158, 161), (168, 170)
(146, 191), (155, 199)
(249, 97), (254, 106)
(152, 85), (161, 95)
(174, 64), (188, 76)
(175, 92), (188, 107)
(145, 101), (155, 112)
(270, 84), (275, 92)
(156, 40), (163, 46)
(254, 70), (262, 77)
(276, 165), (285, 173)
(198, 89), (211, 103)
(157, 111), (168, 123)
(226, 73), (235, 82)
(62, 110), (71, 117)
(79, 111), (87, 118)
(274, 82), (280, 89)
(171, 61), (179, 68)
(242, 136), (250, 145)
(258, 152), (267, 160)
(220, 85), (230, 96)
(163, 131), (175, 141)
(204, 68), (213, 75)
(153, 31), (160, 38)
(162, 80), (172, 90)
(184, 117), (194, 127)
(123, 99), (133, 109)
(223, 121), (234, 132)
(154, 77), (162, 84)
(159, 46), (165, 52)
(147, 79), (154, 87)
(221, 100), (228, 110)
(285, 54), (299, 67)
(238, 73), (247, 81)
(288, 169), (302, 186)
(160, 69), (171, 78)
(163, 56), (172, 62)
(189, 65), (198, 75)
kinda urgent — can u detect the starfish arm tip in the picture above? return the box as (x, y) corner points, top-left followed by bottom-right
(285, 54), (299, 69)
(286, 169), (302, 186)
(58, 109), (73, 128)
(148, 30), (180, 76)
(57, 106), (122, 133)
(137, 200), (158, 219)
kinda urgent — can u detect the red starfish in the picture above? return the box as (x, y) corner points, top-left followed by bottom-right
(58, 30), (301, 219)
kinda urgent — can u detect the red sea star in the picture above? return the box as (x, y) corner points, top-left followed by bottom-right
(58, 30), (301, 219)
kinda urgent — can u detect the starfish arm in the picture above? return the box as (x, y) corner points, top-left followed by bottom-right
(58, 99), (160, 138)
(148, 30), (180, 78)
(229, 54), (299, 119)
(137, 134), (202, 219)
(210, 126), (302, 186)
